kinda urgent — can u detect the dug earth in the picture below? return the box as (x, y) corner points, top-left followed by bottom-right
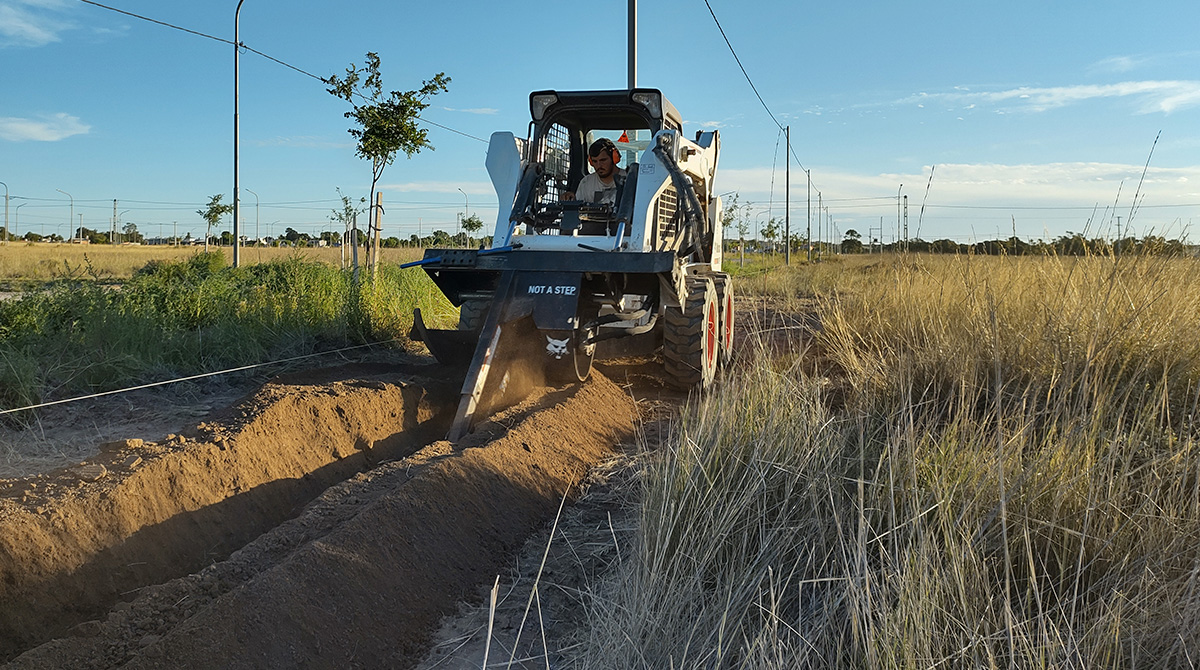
(0, 352), (643, 668)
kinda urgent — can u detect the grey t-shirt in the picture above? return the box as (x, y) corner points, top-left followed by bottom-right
(574, 167), (626, 205)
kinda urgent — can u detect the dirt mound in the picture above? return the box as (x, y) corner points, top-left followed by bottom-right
(2, 365), (636, 668)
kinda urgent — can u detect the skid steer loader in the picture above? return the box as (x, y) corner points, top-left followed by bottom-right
(407, 88), (734, 440)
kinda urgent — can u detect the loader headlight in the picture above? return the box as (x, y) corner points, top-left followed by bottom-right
(531, 93), (558, 121)
(632, 91), (662, 119)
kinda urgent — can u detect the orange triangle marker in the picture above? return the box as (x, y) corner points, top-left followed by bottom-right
(617, 131), (630, 143)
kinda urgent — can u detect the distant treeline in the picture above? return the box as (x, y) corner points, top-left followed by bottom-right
(871, 233), (1191, 256)
(824, 233), (1192, 256)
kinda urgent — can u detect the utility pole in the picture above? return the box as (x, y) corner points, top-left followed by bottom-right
(112, 199), (117, 244)
(897, 184), (902, 251)
(816, 191), (822, 260)
(15, 203), (25, 239)
(806, 170), (812, 262)
(903, 195), (908, 252)
(0, 181), (8, 240)
(784, 125), (790, 266)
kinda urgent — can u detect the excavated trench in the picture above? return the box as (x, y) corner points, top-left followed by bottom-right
(0, 357), (639, 668)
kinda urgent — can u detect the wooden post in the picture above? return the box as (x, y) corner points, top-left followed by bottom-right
(372, 191), (383, 275)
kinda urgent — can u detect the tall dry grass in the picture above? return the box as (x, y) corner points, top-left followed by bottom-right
(578, 252), (1200, 668)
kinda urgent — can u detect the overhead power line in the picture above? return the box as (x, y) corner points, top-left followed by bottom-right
(75, 0), (487, 143)
(701, 0), (783, 134)
(701, 0), (812, 181)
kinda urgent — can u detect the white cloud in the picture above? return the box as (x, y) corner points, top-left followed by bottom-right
(0, 0), (74, 47)
(379, 181), (493, 196)
(0, 113), (89, 141)
(716, 161), (1200, 239)
(442, 107), (499, 115)
(900, 81), (1200, 114)
(1089, 55), (1148, 74)
(724, 162), (1200, 205)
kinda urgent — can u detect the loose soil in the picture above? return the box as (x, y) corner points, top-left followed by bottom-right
(0, 295), (809, 668)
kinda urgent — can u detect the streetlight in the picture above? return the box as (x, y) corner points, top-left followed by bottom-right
(457, 187), (468, 244)
(56, 188), (73, 242)
(233, 0), (247, 267)
(117, 209), (130, 244)
(245, 188), (259, 247)
(15, 202), (25, 240)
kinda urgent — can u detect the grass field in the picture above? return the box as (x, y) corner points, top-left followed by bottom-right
(582, 251), (1200, 668)
(0, 247), (454, 417)
(0, 241), (424, 282)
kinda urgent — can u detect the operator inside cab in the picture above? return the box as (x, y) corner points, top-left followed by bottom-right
(563, 137), (626, 206)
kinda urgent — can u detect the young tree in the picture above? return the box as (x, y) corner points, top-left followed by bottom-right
(330, 188), (365, 271)
(461, 213), (483, 247)
(122, 222), (144, 244)
(761, 217), (780, 254)
(325, 53), (449, 276)
(197, 194), (233, 254)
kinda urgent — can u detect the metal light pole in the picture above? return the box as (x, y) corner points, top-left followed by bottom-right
(457, 187), (468, 245)
(56, 188), (73, 242)
(628, 0), (637, 89)
(15, 202), (25, 240)
(118, 209), (130, 243)
(246, 188), (259, 247)
(806, 170), (812, 262)
(784, 125), (790, 266)
(0, 180), (8, 239)
(233, 0), (247, 267)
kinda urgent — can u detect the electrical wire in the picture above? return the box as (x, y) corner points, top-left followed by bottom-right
(0, 339), (401, 416)
(75, 0), (487, 144)
(701, 0), (814, 187)
(701, 0), (783, 135)
(78, 0), (230, 45)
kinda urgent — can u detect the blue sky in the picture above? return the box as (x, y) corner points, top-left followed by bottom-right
(2, 0), (1199, 245)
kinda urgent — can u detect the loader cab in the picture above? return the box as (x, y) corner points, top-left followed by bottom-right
(522, 89), (682, 236)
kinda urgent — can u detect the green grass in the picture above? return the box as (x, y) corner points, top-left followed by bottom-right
(578, 252), (1200, 668)
(0, 251), (455, 416)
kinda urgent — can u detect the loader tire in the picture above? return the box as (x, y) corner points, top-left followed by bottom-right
(662, 276), (719, 390)
(458, 299), (488, 331)
(713, 273), (735, 367)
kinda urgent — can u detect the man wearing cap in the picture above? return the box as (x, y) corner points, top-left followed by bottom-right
(564, 137), (626, 206)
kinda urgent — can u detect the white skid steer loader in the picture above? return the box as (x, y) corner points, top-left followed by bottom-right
(407, 88), (735, 439)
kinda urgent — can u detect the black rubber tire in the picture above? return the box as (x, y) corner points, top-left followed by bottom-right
(458, 299), (488, 331)
(662, 277), (719, 390)
(712, 273), (734, 367)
